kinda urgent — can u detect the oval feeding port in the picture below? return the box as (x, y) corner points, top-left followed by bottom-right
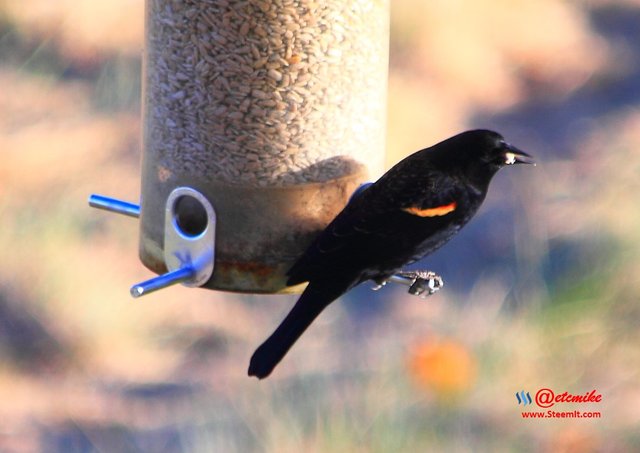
(173, 195), (208, 238)
(163, 187), (216, 288)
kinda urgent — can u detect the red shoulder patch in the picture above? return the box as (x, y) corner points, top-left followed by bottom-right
(403, 201), (457, 217)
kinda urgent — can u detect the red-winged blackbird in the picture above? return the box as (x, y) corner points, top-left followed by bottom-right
(248, 129), (535, 379)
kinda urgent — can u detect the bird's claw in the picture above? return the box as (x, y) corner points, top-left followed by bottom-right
(398, 270), (444, 298)
(371, 271), (443, 298)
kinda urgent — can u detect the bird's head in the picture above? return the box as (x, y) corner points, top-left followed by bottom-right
(441, 129), (535, 188)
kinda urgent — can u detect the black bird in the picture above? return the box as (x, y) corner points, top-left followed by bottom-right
(248, 129), (535, 379)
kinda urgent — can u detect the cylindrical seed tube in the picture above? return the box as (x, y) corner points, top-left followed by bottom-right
(140, 0), (389, 293)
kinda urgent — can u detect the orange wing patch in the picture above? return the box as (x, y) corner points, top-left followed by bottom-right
(403, 201), (457, 217)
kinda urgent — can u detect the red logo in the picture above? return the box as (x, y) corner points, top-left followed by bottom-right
(534, 388), (602, 408)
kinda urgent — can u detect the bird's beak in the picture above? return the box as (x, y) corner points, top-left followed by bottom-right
(504, 144), (535, 166)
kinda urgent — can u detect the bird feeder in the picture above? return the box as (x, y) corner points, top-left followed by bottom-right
(90, 0), (390, 295)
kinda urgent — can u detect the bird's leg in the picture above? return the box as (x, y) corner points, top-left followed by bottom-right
(373, 271), (444, 298)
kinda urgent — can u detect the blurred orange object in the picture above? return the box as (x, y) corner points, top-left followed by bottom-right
(408, 337), (477, 398)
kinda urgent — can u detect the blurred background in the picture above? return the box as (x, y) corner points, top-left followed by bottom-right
(1, 0), (639, 451)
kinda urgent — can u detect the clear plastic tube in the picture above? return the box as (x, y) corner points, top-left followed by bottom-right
(140, 0), (389, 292)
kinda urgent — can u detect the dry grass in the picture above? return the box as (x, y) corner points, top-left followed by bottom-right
(385, 0), (607, 162)
(1, 0), (143, 58)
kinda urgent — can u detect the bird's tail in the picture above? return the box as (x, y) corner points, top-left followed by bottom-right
(248, 277), (352, 379)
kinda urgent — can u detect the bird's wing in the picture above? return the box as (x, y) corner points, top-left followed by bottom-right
(353, 165), (462, 229)
(286, 168), (463, 285)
